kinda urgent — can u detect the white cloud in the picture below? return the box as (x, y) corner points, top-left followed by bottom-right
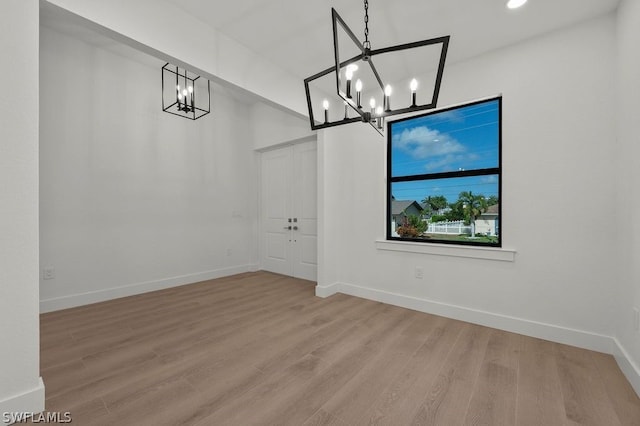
(393, 125), (481, 172)
(393, 126), (464, 159)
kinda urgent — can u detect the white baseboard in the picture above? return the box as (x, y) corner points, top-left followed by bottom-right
(0, 377), (45, 426)
(40, 264), (259, 313)
(317, 281), (612, 354)
(315, 282), (341, 298)
(612, 338), (640, 397)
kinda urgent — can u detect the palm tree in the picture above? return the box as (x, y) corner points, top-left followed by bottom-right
(458, 191), (488, 238)
(421, 195), (448, 216)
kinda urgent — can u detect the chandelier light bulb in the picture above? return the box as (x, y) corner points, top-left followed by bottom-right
(322, 99), (330, 124)
(345, 69), (353, 81)
(355, 79), (363, 108)
(345, 65), (356, 98)
(182, 89), (188, 97)
(376, 106), (384, 129)
(345, 64), (358, 81)
(188, 86), (193, 93)
(384, 85), (392, 111)
(410, 78), (418, 106)
(369, 98), (376, 109)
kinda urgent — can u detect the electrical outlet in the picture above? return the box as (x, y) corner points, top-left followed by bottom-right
(634, 307), (640, 332)
(414, 267), (424, 279)
(43, 267), (55, 280)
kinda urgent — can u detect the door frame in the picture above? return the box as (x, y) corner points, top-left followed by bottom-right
(257, 136), (318, 280)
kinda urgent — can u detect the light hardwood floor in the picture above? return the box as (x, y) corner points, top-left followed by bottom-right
(39, 271), (640, 425)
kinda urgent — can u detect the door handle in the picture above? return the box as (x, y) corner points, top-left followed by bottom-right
(283, 226), (292, 230)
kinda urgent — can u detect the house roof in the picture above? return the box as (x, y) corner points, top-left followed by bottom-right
(391, 200), (422, 216)
(482, 203), (500, 215)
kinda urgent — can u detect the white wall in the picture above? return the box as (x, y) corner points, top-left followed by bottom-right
(614, 0), (640, 393)
(44, 0), (306, 117)
(39, 25), (259, 311)
(250, 102), (313, 151)
(318, 15), (619, 352)
(0, 0), (45, 422)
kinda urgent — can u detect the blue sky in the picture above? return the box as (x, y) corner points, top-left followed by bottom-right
(390, 99), (500, 205)
(391, 176), (499, 206)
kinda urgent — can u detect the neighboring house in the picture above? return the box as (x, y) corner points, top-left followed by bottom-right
(475, 203), (500, 236)
(391, 199), (423, 235)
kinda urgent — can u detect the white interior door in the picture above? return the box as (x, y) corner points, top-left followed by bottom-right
(260, 141), (317, 281)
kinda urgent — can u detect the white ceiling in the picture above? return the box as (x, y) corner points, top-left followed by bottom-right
(41, 0), (620, 108)
(164, 0), (620, 80)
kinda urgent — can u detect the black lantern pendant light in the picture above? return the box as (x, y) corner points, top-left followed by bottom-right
(162, 63), (211, 120)
(304, 0), (450, 135)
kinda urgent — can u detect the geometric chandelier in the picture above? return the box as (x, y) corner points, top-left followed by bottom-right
(162, 63), (211, 120)
(304, 0), (450, 135)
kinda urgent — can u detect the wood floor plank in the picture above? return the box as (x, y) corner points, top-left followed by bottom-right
(463, 329), (520, 426)
(181, 364), (267, 424)
(40, 398), (113, 426)
(555, 343), (623, 426)
(107, 377), (204, 426)
(320, 313), (439, 425)
(44, 356), (168, 412)
(358, 316), (465, 426)
(303, 409), (349, 426)
(37, 271), (640, 425)
(194, 302), (420, 425)
(409, 323), (493, 425)
(590, 351), (640, 426)
(40, 359), (89, 398)
(516, 337), (568, 426)
(254, 309), (424, 426)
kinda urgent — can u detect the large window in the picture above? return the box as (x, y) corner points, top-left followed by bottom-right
(387, 97), (501, 247)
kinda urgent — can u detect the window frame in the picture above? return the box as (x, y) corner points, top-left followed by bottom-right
(386, 96), (502, 248)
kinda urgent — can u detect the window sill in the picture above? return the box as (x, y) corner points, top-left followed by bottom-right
(375, 240), (516, 262)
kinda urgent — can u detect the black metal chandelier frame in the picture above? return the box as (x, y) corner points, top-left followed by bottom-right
(304, 4), (450, 134)
(162, 63), (211, 120)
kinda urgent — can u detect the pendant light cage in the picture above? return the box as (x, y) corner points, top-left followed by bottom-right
(162, 63), (211, 120)
(304, 7), (450, 135)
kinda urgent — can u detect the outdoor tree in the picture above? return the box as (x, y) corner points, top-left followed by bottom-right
(421, 195), (449, 216)
(458, 191), (488, 238)
(444, 200), (465, 222)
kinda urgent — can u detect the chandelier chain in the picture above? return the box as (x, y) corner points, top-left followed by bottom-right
(363, 0), (371, 49)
